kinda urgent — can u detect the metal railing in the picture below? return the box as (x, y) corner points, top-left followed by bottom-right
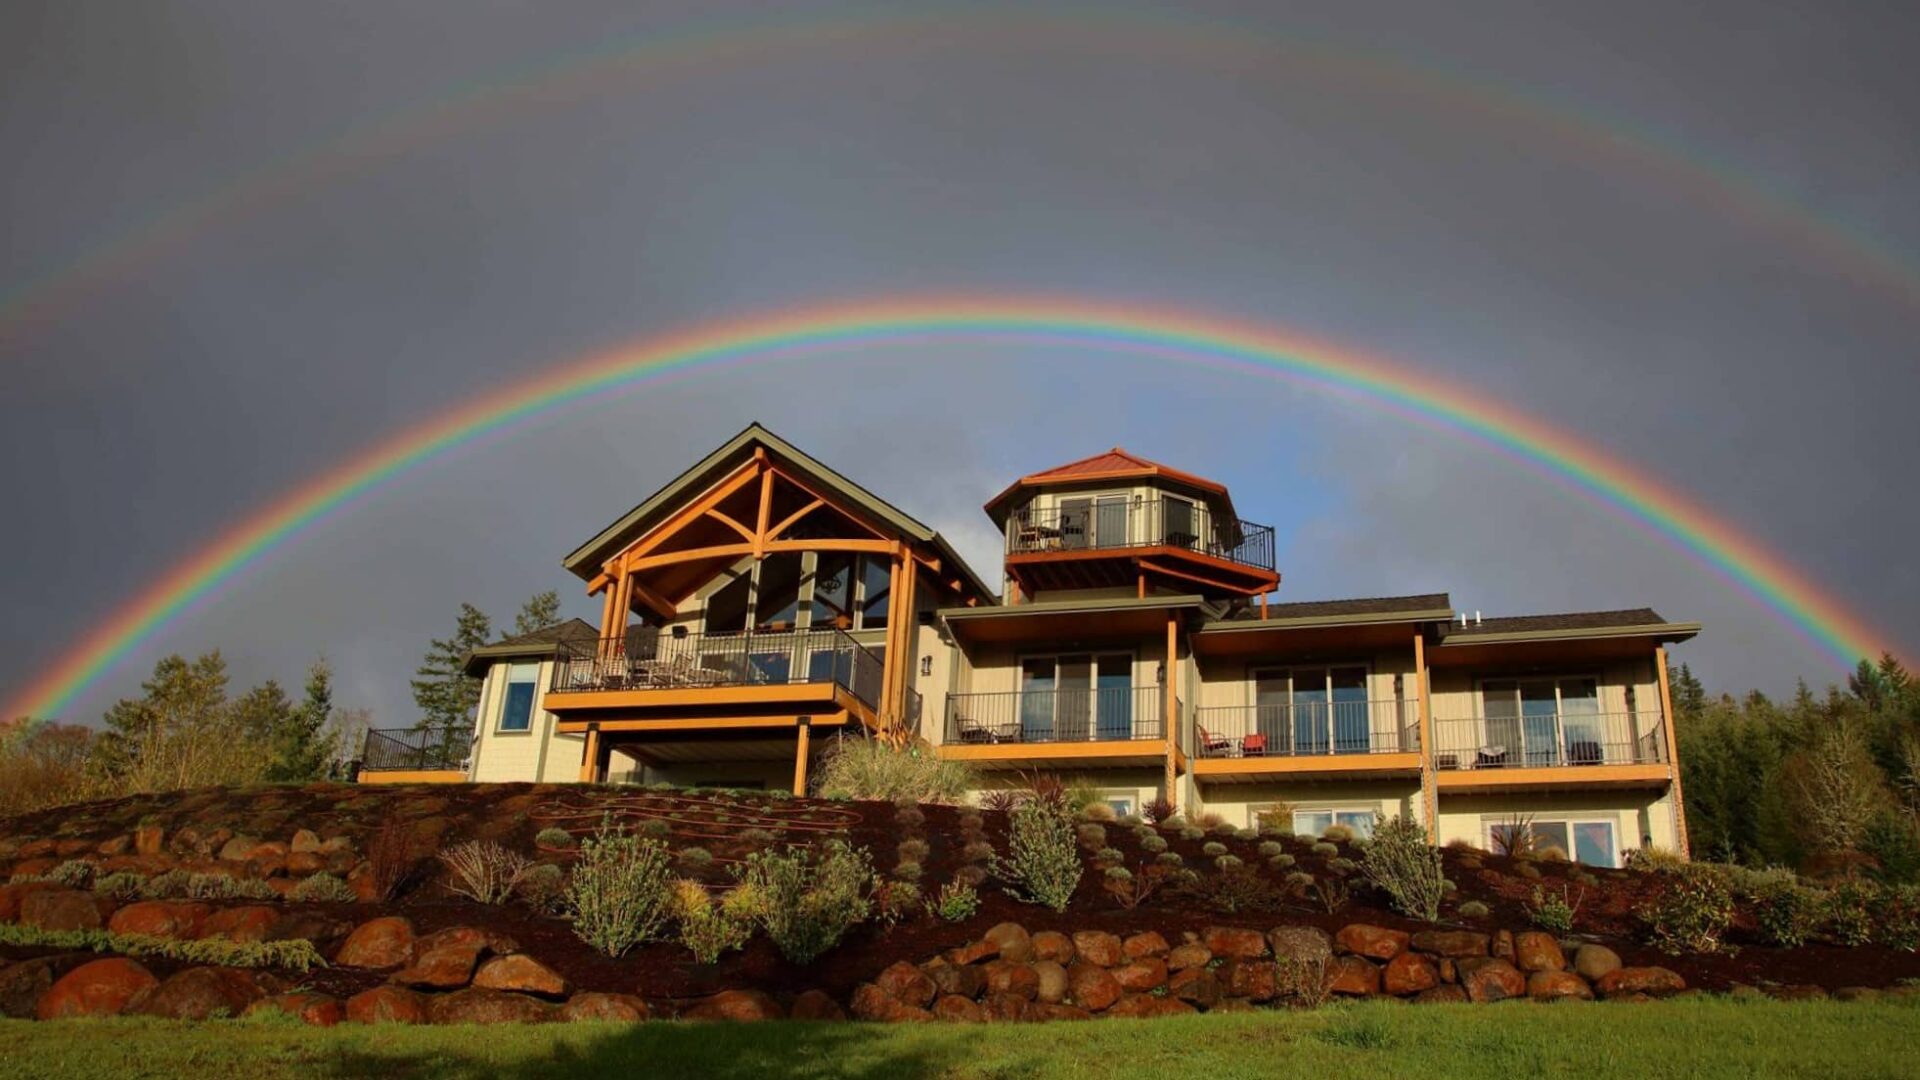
(1433, 712), (1666, 770)
(361, 727), (469, 773)
(945, 686), (1168, 744)
(1006, 497), (1275, 571)
(551, 627), (886, 710)
(1193, 700), (1419, 758)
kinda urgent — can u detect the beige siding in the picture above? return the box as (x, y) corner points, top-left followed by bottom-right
(969, 767), (1168, 814)
(1196, 779), (1422, 832)
(468, 659), (589, 784)
(1434, 789), (1679, 865)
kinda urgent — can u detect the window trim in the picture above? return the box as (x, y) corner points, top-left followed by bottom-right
(1482, 814), (1621, 868)
(1287, 805), (1379, 839)
(1013, 650), (1141, 742)
(496, 662), (540, 735)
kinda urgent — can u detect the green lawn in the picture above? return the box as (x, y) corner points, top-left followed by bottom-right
(3, 998), (1915, 1080)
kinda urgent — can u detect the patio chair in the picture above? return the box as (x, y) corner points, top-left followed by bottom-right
(1474, 745), (1508, 769)
(1197, 726), (1232, 756)
(1240, 733), (1267, 757)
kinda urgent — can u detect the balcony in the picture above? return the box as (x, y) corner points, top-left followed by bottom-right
(357, 728), (469, 783)
(1004, 498), (1278, 597)
(545, 627), (888, 727)
(1192, 700), (1423, 781)
(940, 687), (1174, 769)
(1433, 713), (1670, 790)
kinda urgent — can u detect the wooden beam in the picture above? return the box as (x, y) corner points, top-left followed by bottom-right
(557, 713), (849, 733)
(625, 576), (679, 622)
(765, 498), (824, 542)
(704, 508), (756, 543)
(617, 458), (761, 564)
(1414, 631), (1436, 842)
(793, 717), (811, 795)
(893, 553), (919, 733)
(761, 462), (889, 540)
(1655, 646), (1690, 859)
(764, 538), (895, 556)
(754, 463), (775, 560)
(1136, 559), (1267, 596)
(1165, 611), (1179, 812)
(578, 726), (600, 783)
(630, 543), (754, 571)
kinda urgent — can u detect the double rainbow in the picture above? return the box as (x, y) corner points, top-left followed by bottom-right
(1, 297), (1894, 723)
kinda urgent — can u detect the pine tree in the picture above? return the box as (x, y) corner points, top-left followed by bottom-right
(96, 652), (232, 777)
(514, 590), (562, 636)
(260, 659), (338, 781)
(411, 603), (492, 736)
(1670, 663), (1706, 718)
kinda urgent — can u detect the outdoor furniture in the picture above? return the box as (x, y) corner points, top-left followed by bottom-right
(1475, 746), (1509, 769)
(1568, 740), (1604, 765)
(1197, 726), (1231, 756)
(1240, 733), (1267, 757)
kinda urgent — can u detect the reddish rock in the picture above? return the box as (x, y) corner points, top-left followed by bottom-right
(1491, 929), (1515, 961)
(1071, 931), (1125, 967)
(875, 960), (937, 1008)
(983, 960), (1041, 1000)
(1031, 930), (1075, 964)
(9, 858), (57, 879)
(1203, 926), (1269, 959)
(983, 922), (1034, 963)
(1168, 943), (1213, 972)
(16, 838), (56, 859)
(851, 983), (914, 1021)
(1326, 956), (1380, 996)
(1122, 931), (1170, 960)
(1529, 970), (1594, 1001)
(1382, 952), (1439, 996)
(136, 967), (274, 1019)
(981, 993), (1029, 1023)
(266, 911), (350, 945)
(1412, 985), (1469, 1004)
(248, 853), (288, 879)
(932, 994), (986, 1022)
(0, 954), (91, 1018)
(0, 881), (58, 921)
(21, 889), (111, 932)
(1594, 967), (1686, 999)
(391, 927), (503, 989)
(1572, 944), (1621, 981)
(787, 990), (844, 1022)
(430, 987), (559, 1024)
(290, 829), (324, 853)
(244, 992), (344, 1026)
(1067, 962), (1123, 1011)
(1513, 931), (1566, 973)
(1111, 958), (1169, 992)
(1438, 958), (1458, 984)
(1409, 929), (1489, 958)
(1032, 960), (1070, 1004)
(1107, 994), (1196, 1018)
(1459, 958), (1526, 1003)
(473, 954), (569, 999)
(217, 835), (261, 862)
(1169, 966), (1223, 1008)
(109, 900), (210, 940)
(1764, 984), (1825, 1001)
(336, 916), (416, 968)
(36, 958), (158, 1019)
(1225, 960), (1279, 1002)
(560, 992), (651, 1022)
(95, 835), (131, 857)
(55, 839), (94, 858)
(286, 851), (326, 877)
(1335, 924), (1409, 960)
(1269, 926), (1335, 967)
(199, 905), (278, 943)
(925, 960), (986, 999)
(134, 824), (165, 857)
(946, 939), (998, 966)
(1027, 1003), (1093, 1021)
(347, 985), (429, 1024)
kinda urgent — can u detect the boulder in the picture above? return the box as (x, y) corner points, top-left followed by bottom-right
(290, 829), (324, 853)
(1031, 931), (1075, 964)
(1335, 924), (1408, 960)
(136, 967), (275, 1019)
(1106, 994), (1195, 1018)
(1528, 971), (1594, 1001)
(982, 959), (1040, 1000)
(1594, 967), (1686, 999)
(1066, 962), (1123, 1011)
(0, 954), (90, 1018)
(95, 835), (131, 857)
(55, 839), (94, 857)
(134, 824), (165, 857)
(286, 852), (327, 877)
(1491, 929), (1514, 961)
(1203, 926), (1268, 959)
(1168, 966), (1222, 1008)
(390, 927), (498, 989)
(429, 987), (559, 1024)
(1513, 932), (1565, 973)
(1410, 929), (1489, 958)
(925, 959), (986, 999)
(1167, 943), (1213, 972)
(347, 985), (430, 1024)
(1027, 1003), (1093, 1022)
(9, 858), (57, 879)
(1412, 985), (1469, 1004)
(199, 905), (278, 943)
(1122, 931), (1170, 960)
(946, 940), (998, 966)
(1382, 952), (1439, 996)
(1325, 956), (1380, 996)
(981, 993), (1029, 1022)
(1225, 959), (1278, 1002)
(982, 922), (1034, 963)
(1571, 944), (1621, 981)
(1071, 931), (1125, 968)
(1834, 986), (1882, 1003)
(244, 992), (344, 1026)
(336, 916), (416, 968)
(560, 991), (651, 1022)
(1032, 960), (1070, 1005)
(109, 900), (210, 940)
(850, 983), (930, 1022)
(0, 881), (61, 922)
(1268, 926), (1334, 968)
(1459, 958), (1526, 1003)
(1765, 984), (1826, 1002)
(217, 835), (262, 862)
(473, 954), (569, 999)
(21, 889), (111, 932)
(36, 958), (158, 1019)
(875, 960), (937, 1008)
(266, 911), (351, 945)
(787, 990), (844, 1021)
(932, 994), (986, 1022)
(1111, 958), (1169, 992)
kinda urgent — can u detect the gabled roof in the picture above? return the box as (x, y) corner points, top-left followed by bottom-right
(1437, 608), (1700, 646)
(461, 618), (600, 676)
(560, 423), (996, 602)
(1204, 593), (1454, 631)
(984, 447), (1234, 523)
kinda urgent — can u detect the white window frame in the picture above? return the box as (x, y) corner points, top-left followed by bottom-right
(496, 662), (540, 734)
(1015, 650), (1141, 741)
(1482, 815), (1621, 868)
(1286, 805), (1378, 839)
(1470, 672), (1608, 765)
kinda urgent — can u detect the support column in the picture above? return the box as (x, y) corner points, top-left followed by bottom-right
(1414, 632), (1437, 842)
(1655, 646), (1690, 859)
(1164, 612), (1179, 811)
(793, 717), (812, 795)
(578, 725), (601, 784)
(894, 555), (919, 735)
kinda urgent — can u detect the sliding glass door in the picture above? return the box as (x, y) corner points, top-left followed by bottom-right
(1023, 654), (1134, 741)
(1479, 677), (1603, 767)
(1252, 667), (1370, 754)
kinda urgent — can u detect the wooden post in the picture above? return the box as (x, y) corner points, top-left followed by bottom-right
(597, 582), (619, 660)
(753, 459), (774, 561)
(1413, 632), (1436, 842)
(1164, 612), (1179, 811)
(877, 550), (905, 736)
(1137, 572), (1147, 599)
(793, 717), (811, 795)
(578, 726), (600, 784)
(1259, 592), (1269, 620)
(1655, 646), (1690, 859)
(895, 555), (919, 730)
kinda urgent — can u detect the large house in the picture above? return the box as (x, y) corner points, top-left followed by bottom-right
(359, 424), (1695, 865)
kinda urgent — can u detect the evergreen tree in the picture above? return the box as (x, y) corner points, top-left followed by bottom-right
(96, 652), (233, 777)
(1670, 663), (1706, 718)
(514, 590), (562, 636)
(411, 603), (492, 736)
(259, 659), (338, 781)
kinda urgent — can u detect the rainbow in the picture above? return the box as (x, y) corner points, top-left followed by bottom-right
(1, 296), (1896, 722)
(4, 8), (1919, 348)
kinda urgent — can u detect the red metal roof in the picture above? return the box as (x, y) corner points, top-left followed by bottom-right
(985, 448), (1230, 518)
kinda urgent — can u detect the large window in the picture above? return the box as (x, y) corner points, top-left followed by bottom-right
(497, 663), (538, 733)
(705, 552), (896, 635)
(859, 556), (892, 630)
(1019, 654), (1134, 741)
(1488, 817), (1617, 867)
(705, 573), (750, 634)
(1292, 807), (1376, 840)
(1252, 667), (1371, 755)
(810, 552), (855, 629)
(753, 554), (802, 631)
(1480, 677), (1602, 766)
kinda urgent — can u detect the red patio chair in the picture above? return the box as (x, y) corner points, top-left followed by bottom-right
(1240, 733), (1267, 757)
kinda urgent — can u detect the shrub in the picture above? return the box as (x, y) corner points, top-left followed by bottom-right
(897, 838), (931, 864)
(1752, 878), (1823, 947)
(1214, 854), (1243, 873)
(671, 879), (751, 964)
(1102, 862), (1169, 911)
(894, 807), (927, 829)
(516, 863), (567, 914)
(438, 840), (530, 905)
(894, 860), (924, 882)
(1201, 841), (1228, 858)
(534, 827), (576, 850)
(1274, 953), (1330, 1007)
(1311, 842), (1338, 857)
(958, 812), (985, 832)
(953, 863), (988, 888)
(139, 869), (192, 899)
(1320, 824), (1355, 844)
(1825, 879), (1875, 946)
(991, 799), (1082, 912)
(1095, 847), (1125, 866)
(1362, 815), (1446, 922)
(813, 737), (976, 803)
(1191, 866), (1278, 914)
(871, 877), (922, 927)
(1269, 853), (1295, 870)
(1326, 857), (1357, 874)
(1457, 899), (1490, 918)
(92, 871), (148, 901)
(185, 873), (277, 901)
(979, 790), (1022, 813)
(1080, 802), (1117, 823)
(0, 923), (324, 972)
(1197, 813), (1227, 831)
(565, 820), (674, 958)
(1257, 841), (1285, 858)
(1624, 846), (1685, 873)
(961, 841), (994, 864)
(1076, 824), (1109, 850)
(1116, 813), (1142, 827)
(1155, 851), (1184, 867)
(935, 881), (980, 922)
(47, 860), (95, 889)
(1254, 805), (1296, 835)
(1143, 797), (1177, 824)
(287, 872), (356, 903)
(892, 794), (920, 810)
(637, 819), (672, 840)
(733, 840), (874, 963)
(1180, 827), (1206, 842)
(1491, 814), (1536, 859)
(1313, 875), (1353, 914)
(1537, 846), (1569, 863)
(1528, 883), (1583, 933)
(1641, 867), (1735, 955)
(741, 828), (776, 845)
(1514, 862), (1542, 880)
(1871, 884), (1920, 951)
(678, 847), (714, 870)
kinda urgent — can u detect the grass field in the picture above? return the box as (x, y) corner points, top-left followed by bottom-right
(3, 998), (1916, 1080)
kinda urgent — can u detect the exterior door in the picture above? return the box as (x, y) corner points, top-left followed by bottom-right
(1058, 498), (1091, 549)
(1055, 656), (1093, 740)
(1293, 670), (1330, 754)
(1254, 671), (1290, 753)
(1094, 654), (1133, 739)
(1020, 659), (1056, 740)
(1330, 668), (1370, 752)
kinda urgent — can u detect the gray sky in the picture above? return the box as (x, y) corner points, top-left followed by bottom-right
(3, 1), (1917, 726)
